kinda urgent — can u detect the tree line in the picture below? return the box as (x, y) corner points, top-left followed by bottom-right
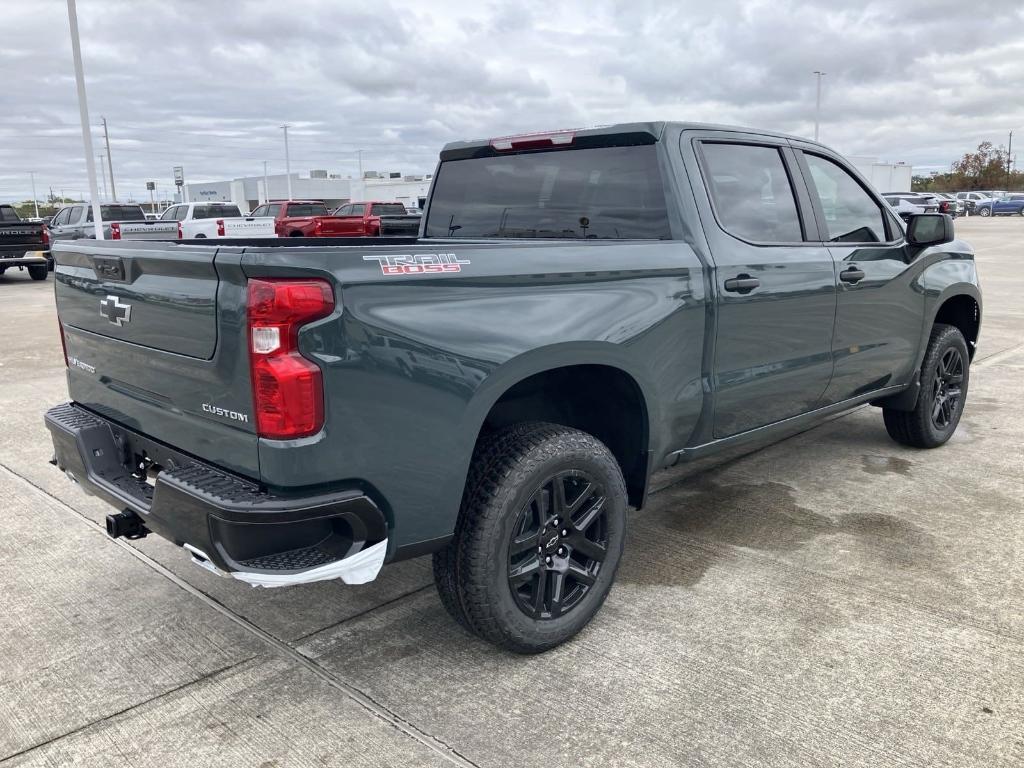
(913, 142), (1022, 193)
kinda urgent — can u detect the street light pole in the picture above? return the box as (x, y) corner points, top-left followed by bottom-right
(1008, 130), (1014, 190)
(263, 160), (269, 204)
(281, 125), (293, 201)
(813, 71), (826, 142)
(66, 0), (104, 239)
(29, 172), (39, 218)
(101, 116), (116, 201)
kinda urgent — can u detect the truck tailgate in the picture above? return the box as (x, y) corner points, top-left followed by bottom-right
(53, 240), (259, 478)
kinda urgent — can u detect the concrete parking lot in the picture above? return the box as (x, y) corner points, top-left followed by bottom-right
(1, 217), (1022, 767)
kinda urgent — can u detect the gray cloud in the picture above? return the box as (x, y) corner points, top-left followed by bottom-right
(1, 0), (1021, 203)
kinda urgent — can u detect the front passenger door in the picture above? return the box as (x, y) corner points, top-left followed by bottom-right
(795, 149), (922, 403)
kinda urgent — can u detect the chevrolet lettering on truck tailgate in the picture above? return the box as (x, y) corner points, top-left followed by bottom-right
(45, 122), (981, 653)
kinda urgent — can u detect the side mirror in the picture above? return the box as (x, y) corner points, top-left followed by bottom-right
(906, 213), (954, 248)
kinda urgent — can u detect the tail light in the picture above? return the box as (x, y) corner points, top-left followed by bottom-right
(110, 222), (121, 240)
(247, 278), (334, 439)
(177, 221), (183, 239)
(41, 227), (50, 247)
(216, 219), (225, 237)
(939, 201), (950, 213)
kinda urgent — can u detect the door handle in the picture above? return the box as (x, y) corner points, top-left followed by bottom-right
(723, 274), (760, 294)
(840, 267), (866, 284)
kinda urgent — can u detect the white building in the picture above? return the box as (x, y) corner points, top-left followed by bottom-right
(848, 157), (913, 194)
(179, 171), (433, 213)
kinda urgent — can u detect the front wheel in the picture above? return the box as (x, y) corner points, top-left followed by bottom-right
(978, 207), (992, 217)
(433, 422), (627, 653)
(883, 324), (969, 448)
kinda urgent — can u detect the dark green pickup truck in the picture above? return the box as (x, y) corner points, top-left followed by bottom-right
(46, 122), (981, 652)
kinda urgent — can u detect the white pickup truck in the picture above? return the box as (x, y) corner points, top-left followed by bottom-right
(159, 203), (277, 239)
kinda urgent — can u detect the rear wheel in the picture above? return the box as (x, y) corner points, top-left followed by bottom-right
(433, 422), (627, 653)
(883, 324), (969, 448)
(28, 265), (48, 281)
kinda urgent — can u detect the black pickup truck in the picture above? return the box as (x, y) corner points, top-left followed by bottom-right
(45, 122), (981, 653)
(0, 204), (50, 280)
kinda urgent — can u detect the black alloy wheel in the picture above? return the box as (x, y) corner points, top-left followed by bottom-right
(507, 471), (608, 620)
(930, 347), (964, 431)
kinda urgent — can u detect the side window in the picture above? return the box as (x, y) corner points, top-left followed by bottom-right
(159, 206), (176, 221)
(52, 207), (71, 226)
(350, 204), (366, 216)
(803, 154), (888, 243)
(700, 143), (803, 243)
(251, 205), (266, 217)
(267, 204), (282, 217)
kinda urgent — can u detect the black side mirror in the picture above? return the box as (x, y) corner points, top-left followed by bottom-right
(906, 213), (954, 248)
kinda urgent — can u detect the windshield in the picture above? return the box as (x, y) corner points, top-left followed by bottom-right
(425, 145), (671, 239)
(0, 206), (21, 222)
(370, 203), (408, 216)
(287, 203), (328, 217)
(194, 205), (242, 219)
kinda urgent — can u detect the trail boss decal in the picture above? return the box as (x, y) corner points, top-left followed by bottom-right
(363, 253), (470, 276)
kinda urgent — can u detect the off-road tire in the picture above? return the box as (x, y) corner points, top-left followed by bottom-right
(884, 323), (969, 448)
(433, 422), (627, 653)
(28, 265), (48, 281)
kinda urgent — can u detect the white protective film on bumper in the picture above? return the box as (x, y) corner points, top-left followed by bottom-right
(228, 539), (389, 588)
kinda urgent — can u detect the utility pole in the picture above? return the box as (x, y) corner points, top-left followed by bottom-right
(101, 116), (116, 201)
(281, 125), (293, 201)
(29, 172), (39, 218)
(357, 149), (363, 179)
(263, 160), (269, 204)
(813, 71), (826, 142)
(66, 0), (103, 239)
(1008, 130), (1014, 190)
(98, 154), (108, 200)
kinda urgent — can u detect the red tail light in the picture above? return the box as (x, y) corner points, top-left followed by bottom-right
(247, 278), (334, 439)
(110, 222), (121, 240)
(177, 221), (183, 239)
(42, 227), (50, 246)
(939, 201), (950, 213)
(216, 219), (225, 237)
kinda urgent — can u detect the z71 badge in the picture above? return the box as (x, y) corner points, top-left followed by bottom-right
(363, 253), (469, 276)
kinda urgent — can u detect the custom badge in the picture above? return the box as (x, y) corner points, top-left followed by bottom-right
(363, 253), (470, 275)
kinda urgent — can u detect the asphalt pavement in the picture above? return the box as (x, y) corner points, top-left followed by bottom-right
(1, 217), (1021, 767)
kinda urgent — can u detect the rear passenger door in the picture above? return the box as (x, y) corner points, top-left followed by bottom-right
(792, 147), (921, 403)
(690, 135), (837, 438)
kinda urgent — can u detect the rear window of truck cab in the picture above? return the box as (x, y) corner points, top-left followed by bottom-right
(425, 145), (671, 240)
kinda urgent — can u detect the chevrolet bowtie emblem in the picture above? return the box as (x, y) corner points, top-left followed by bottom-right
(100, 295), (131, 327)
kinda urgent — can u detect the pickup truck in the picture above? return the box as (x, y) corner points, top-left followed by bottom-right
(975, 194), (1024, 217)
(249, 200), (350, 238)
(158, 202), (277, 239)
(48, 203), (177, 241)
(330, 201), (422, 237)
(0, 204), (50, 280)
(45, 122), (981, 654)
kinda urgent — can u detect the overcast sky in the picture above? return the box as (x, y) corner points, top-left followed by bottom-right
(1, 0), (1021, 203)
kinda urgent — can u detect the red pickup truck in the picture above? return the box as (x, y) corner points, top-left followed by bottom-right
(331, 202), (422, 237)
(250, 200), (350, 238)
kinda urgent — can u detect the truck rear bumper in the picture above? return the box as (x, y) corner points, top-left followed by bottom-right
(0, 250), (50, 268)
(44, 403), (388, 587)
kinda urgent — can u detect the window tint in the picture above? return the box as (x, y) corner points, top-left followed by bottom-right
(700, 143), (803, 243)
(51, 208), (71, 226)
(334, 204), (352, 215)
(95, 205), (145, 221)
(267, 204), (282, 217)
(0, 206), (20, 222)
(425, 145), (671, 239)
(349, 204), (366, 216)
(370, 203), (407, 216)
(251, 206), (266, 217)
(193, 205), (241, 219)
(159, 206), (177, 220)
(803, 154), (887, 243)
(287, 203), (328, 217)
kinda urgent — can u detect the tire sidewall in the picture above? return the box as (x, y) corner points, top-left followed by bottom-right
(478, 438), (626, 650)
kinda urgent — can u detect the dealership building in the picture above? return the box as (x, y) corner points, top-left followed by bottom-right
(178, 170), (433, 213)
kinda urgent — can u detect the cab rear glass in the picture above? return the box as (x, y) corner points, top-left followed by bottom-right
(425, 145), (671, 240)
